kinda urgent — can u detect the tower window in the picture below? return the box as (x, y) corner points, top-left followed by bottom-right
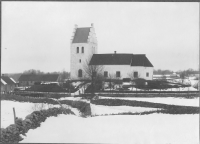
(77, 47), (79, 53)
(116, 71), (120, 78)
(78, 69), (82, 77)
(82, 47), (84, 53)
(146, 72), (149, 77)
(79, 59), (81, 63)
(104, 71), (108, 77)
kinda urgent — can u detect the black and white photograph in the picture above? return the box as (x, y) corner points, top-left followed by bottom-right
(1, 1), (199, 144)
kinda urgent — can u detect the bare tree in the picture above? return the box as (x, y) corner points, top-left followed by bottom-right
(127, 71), (147, 91)
(23, 69), (44, 74)
(180, 71), (186, 84)
(127, 71), (141, 80)
(83, 56), (104, 96)
(107, 73), (115, 92)
(60, 69), (70, 82)
(127, 71), (141, 90)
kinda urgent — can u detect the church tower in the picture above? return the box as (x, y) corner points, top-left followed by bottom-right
(70, 23), (98, 79)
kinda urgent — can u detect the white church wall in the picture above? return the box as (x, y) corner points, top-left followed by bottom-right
(103, 65), (131, 78)
(129, 66), (153, 80)
(102, 65), (153, 80)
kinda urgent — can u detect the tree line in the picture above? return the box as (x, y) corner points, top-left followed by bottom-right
(22, 69), (70, 82)
(153, 68), (199, 75)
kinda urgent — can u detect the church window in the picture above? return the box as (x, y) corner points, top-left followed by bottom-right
(134, 72), (138, 78)
(116, 71), (120, 78)
(82, 47), (84, 53)
(79, 59), (81, 63)
(146, 72), (149, 77)
(77, 47), (79, 53)
(104, 71), (108, 77)
(78, 69), (82, 77)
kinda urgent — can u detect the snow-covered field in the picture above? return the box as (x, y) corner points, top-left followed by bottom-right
(104, 86), (198, 91)
(2, 97), (199, 144)
(1, 100), (82, 128)
(20, 114), (199, 144)
(1, 100), (60, 128)
(99, 96), (199, 107)
(149, 87), (197, 91)
(90, 104), (159, 116)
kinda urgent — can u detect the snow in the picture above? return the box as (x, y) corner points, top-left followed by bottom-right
(189, 79), (198, 87)
(71, 81), (82, 87)
(71, 82), (90, 95)
(104, 86), (198, 92)
(62, 104), (80, 116)
(21, 114), (199, 144)
(189, 76), (198, 80)
(1, 79), (7, 85)
(1, 100), (60, 128)
(1, 100), (83, 128)
(152, 87), (197, 91)
(99, 97), (199, 107)
(90, 104), (159, 116)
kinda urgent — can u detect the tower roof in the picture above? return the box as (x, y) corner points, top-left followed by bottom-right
(72, 27), (91, 43)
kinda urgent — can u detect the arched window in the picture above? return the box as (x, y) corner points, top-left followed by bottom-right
(82, 47), (84, 53)
(78, 69), (82, 77)
(116, 71), (120, 78)
(77, 47), (79, 53)
(134, 72), (138, 78)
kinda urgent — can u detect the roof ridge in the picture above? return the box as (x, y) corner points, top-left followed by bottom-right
(77, 27), (91, 29)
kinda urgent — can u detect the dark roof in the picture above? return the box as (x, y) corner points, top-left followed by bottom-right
(1, 76), (16, 85)
(89, 54), (133, 65)
(189, 71), (199, 75)
(18, 74), (59, 82)
(72, 27), (91, 43)
(1, 79), (7, 85)
(131, 54), (153, 67)
(89, 54), (153, 67)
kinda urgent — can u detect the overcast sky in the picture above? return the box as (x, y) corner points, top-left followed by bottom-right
(2, 2), (199, 73)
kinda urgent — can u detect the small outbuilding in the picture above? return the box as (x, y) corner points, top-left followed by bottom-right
(18, 73), (61, 86)
(1, 75), (17, 93)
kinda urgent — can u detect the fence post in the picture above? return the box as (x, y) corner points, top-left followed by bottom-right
(13, 107), (16, 125)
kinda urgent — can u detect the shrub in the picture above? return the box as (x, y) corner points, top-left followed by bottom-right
(0, 107), (74, 143)
(1, 94), (91, 117)
(60, 100), (91, 117)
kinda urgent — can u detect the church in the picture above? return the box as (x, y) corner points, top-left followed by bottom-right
(70, 24), (154, 80)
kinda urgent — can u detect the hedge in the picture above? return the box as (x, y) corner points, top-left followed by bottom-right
(60, 100), (91, 117)
(93, 93), (199, 98)
(13, 92), (70, 99)
(0, 107), (74, 143)
(1, 94), (91, 117)
(1, 94), (58, 104)
(91, 99), (200, 114)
